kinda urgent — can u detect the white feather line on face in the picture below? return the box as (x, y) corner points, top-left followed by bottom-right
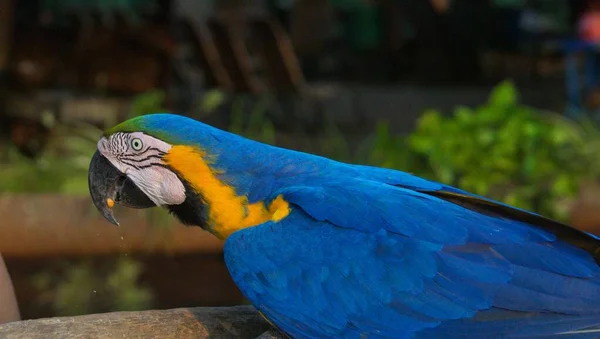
(97, 133), (186, 206)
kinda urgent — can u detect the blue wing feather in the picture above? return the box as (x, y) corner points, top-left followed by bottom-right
(225, 177), (600, 338)
(279, 181), (557, 246)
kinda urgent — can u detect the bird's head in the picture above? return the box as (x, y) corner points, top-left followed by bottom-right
(88, 113), (248, 236)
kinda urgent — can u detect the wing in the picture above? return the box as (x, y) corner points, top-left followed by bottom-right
(225, 178), (600, 339)
(350, 164), (600, 259)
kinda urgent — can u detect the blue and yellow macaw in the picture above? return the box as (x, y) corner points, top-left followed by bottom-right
(88, 113), (600, 339)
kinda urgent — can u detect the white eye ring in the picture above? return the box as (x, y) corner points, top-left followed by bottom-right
(131, 138), (143, 151)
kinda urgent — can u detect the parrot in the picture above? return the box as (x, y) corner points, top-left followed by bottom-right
(88, 113), (600, 339)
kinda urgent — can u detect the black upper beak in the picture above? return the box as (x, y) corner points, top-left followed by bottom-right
(88, 150), (156, 226)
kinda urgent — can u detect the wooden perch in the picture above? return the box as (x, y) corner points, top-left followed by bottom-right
(0, 306), (273, 339)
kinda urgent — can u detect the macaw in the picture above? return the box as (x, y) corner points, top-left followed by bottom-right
(88, 113), (600, 339)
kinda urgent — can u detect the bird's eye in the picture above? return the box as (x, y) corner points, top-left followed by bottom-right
(131, 138), (143, 151)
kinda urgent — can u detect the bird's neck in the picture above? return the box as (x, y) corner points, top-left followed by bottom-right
(163, 145), (291, 239)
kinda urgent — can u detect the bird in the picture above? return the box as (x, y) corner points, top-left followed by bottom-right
(88, 113), (600, 339)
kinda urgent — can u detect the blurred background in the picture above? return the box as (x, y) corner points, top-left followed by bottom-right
(4, 0), (600, 322)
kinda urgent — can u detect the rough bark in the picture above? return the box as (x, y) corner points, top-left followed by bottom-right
(0, 306), (272, 339)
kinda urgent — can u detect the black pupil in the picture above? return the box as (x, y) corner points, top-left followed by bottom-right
(133, 140), (140, 148)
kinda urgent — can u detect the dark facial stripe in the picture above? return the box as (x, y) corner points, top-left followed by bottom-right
(108, 132), (171, 172)
(119, 159), (166, 170)
(144, 147), (166, 155)
(110, 133), (129, 157)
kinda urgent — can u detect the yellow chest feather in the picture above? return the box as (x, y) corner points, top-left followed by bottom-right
(163, 145), (290, 239)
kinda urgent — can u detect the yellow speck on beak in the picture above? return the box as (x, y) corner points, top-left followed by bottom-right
(106, 198), (115, 208)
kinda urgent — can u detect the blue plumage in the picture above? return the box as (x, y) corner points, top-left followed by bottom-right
(140, 114), (600, 338)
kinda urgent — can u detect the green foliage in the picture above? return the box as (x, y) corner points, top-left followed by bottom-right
(106, 258), (154, 311)
(198, 89), (227, 115)
(369, 81), (592, 221)
(33, 257), (153, 316)
(228, 96), (276, 145)
(0, 90), (168, 195)
(367, 122), (415, 171)
(128, 89), (167, 119)
(558, 116), (600, 179)
(0, 120), (102, 195)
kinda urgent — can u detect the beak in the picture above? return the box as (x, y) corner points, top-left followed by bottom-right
(88, 150), (156, 226)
